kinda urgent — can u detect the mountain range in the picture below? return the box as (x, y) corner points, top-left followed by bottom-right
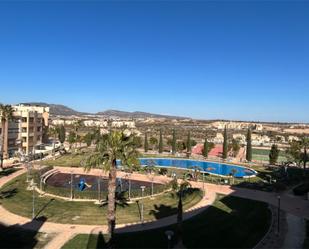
(23, 102), (188, 119)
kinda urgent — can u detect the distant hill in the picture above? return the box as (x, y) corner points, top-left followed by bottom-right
(21, 103), (188, 119)
(22, 102), (88, 116)
(96, 110), (188, 119)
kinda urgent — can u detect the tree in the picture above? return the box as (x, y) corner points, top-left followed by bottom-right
(83, 131), (139, 243)
(144, 132), (148, 152)
(246, 128), (252, 162)
(172, 129), (176, 155)
(133, 136), (143, 148)
(149, 137), (158, 151)
(269, 144), (279, 165)
(231, 138), (240, 157)
(301, 137), (309, 173)
(186, 131), (191, 157)
(177, 141), (185, 152)
(57, 125), (66, 145)
(171, 178), (191, 244)
(203, 137), (209, 158)
(286, 140), (302, 166)
(48, 126), (59, 154)
(222, 126), (228, 159)
(0, 104), (14, 169)
(83, 132), (93, 147)
(158, 129), (163, 153)
(67, 131), (76, 150)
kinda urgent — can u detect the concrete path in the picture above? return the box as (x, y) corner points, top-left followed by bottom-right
(1, 166), (309, 248)
(282, 213), (305, 249)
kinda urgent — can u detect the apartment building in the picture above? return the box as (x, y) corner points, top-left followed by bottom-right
(0, 104), (49, 158)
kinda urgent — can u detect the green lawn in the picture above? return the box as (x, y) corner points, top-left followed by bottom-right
(0, 173), (202, 225)
(252, 148), (287, 163)
(62, 195), (271, 249)
(39, 153), (86, 167)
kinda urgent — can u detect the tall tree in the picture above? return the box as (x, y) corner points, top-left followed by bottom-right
(48, 126), (59, 154)
(203, 137), (209, 158)
(222, 126), (228, 159)
(83, 131), (139, 243)
(186, 131), (191, 157)
(301, 137), (309, 173)
(144, 132), (148, 152)
(231, 138), (240, 157)
(67, 131), (76, 150)
(0, 104), (14, 169)
(149, 137), (158, 151)
(246, 128), (252, 162)
(269, 144), (279, 165)
(159, 129), (163, 153)
(57, 125), (66, 145)
(172, 129), (176, 155)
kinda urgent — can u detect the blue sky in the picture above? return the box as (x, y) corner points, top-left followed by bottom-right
(0, 1), (308, 122)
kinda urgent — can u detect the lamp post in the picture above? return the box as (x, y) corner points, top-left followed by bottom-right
(277, 195), (281, 234)
(30, 179), (37, 219)
(140, 185), (146, 223)
(165, 230), (174, 249)
(126, 173), (132, 200)
(70, 170), (74, 200)
(97, 176), (101, 202)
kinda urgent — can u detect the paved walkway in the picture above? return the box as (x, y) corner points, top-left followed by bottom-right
(1, 167), (309, 248)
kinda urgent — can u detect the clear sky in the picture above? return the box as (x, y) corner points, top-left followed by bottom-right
(0, 1), (308, 122)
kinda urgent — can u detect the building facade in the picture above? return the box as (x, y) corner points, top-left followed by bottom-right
(0, 104), (49, 158)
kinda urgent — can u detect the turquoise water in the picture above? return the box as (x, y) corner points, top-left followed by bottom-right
(118, 158), (256, 178)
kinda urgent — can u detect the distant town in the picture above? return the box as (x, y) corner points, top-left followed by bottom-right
(1, 102), (308, 165)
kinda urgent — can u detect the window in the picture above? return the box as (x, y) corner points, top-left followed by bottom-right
(22, 137), (27, 142)
(22, 128), (27, 133)
(22, 117), (27, 123)
(37, 127), (41, 132)
(37, 135), (41, 141)
(29, 117), (34, 123)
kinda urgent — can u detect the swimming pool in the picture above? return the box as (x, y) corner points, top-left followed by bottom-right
(120, 158), (256, 178)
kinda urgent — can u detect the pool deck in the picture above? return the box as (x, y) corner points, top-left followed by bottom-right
(1, 166), (309, 249)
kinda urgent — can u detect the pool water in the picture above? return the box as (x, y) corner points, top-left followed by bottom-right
(118, 158), (256, 178)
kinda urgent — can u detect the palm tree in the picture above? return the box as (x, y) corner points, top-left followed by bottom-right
(171, 178), (191, 245)
(82, 130), (139, 243)
(48, 126), (58, 154)
(301, 137), (309, 174)
(0, 104), (14, 170)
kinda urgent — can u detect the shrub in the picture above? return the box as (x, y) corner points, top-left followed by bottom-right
(293, 182), (309, 196)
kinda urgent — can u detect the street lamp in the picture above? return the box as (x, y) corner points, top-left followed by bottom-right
(277, 195), (281, 234)
(126, 173), (132, 200)
(165, 230), (174, 249)
(30, 179), (37, 219)
(70, 170), (74, 200)
(140, 185), (146, 223)
(97, 176), (101, 202)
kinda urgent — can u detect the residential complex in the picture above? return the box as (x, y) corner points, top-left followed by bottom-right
(0, 104), (49, 158)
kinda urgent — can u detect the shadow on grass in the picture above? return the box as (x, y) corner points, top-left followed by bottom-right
(149, 204), (178, 219)
(85, 232), (108, 249)
(35, 198), (55, 219)
(0, 216), (47, 249)
(0, 188), (18, 200)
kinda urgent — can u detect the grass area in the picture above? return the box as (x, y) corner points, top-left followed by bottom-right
(0, 173), (202, 225)
(39, 153), (86, 167)
(0, 222), (54, 249)
(252, 148), (287, 163)
(62, 195), (271, 249)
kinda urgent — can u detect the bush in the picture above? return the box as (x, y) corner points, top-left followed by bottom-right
(273, 182), (287, 192)
(293, 182), (309, 196)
